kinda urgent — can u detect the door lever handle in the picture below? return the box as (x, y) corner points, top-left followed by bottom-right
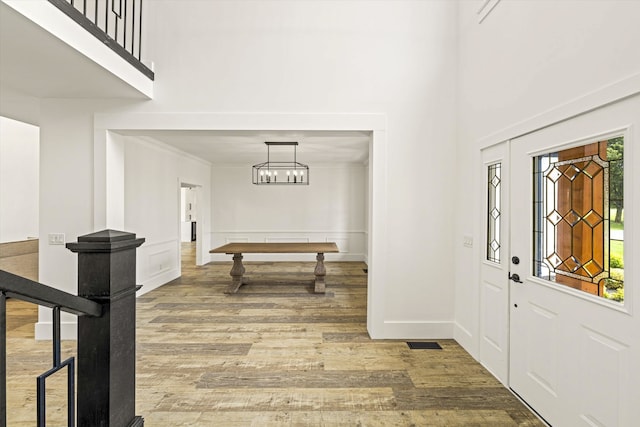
(509, 272), (523, 283)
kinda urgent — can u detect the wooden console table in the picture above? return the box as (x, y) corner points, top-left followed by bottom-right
(209, 242), (339, 293)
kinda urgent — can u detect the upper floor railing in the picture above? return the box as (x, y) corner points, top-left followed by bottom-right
(48, 0), (154, 80)
(1, 229), (145, 427)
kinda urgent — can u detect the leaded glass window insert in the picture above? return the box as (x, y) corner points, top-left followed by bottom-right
(533, 137), (624, 302)
(487, 163), (501, 263)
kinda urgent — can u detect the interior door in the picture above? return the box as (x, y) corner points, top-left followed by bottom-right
(509, 95), (639, 426)
(479, 142), (510, 385)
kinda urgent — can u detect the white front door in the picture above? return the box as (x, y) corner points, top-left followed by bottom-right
(508, 95), (640, 426)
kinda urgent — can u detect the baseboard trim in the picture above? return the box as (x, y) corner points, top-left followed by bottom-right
(137, 268), (180, 296)
(453, 321), (477, 358)
(374, 320), (454, 339)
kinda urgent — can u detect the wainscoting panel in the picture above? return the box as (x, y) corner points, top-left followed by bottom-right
(136, 239), (180, 295)
(265, 237), (310, 243)
(326, 236), (350, 253)
(226, 237), (250, 243)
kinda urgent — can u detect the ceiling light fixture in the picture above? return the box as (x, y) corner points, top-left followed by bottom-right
(252, 142), (309, 185)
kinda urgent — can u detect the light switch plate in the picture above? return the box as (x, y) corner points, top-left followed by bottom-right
(48, 233), (65, 245)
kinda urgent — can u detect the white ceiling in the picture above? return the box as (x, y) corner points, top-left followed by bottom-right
(118, 129), (371, 165)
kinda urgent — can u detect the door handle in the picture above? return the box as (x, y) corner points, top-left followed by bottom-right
(509, 272), (523, 283)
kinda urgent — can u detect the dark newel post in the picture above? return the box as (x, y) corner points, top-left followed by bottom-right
(66, 230), (145, 427)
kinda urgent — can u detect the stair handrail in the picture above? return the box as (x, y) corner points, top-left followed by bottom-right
(0, 270), (102, 317)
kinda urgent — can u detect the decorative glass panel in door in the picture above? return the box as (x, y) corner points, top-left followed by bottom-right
(487, 163), (502, 263)
(533, 137), (624, 301)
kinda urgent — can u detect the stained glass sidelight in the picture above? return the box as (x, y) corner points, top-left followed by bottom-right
(487, 163), (501, 263)
(533, 138), (624, 301)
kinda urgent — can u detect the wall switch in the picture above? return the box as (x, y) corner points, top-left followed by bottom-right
(463, 235), (473, 248)
(48, 233), (65, 245)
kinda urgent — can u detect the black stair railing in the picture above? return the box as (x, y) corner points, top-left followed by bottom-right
(1, 272), (101, 427)
(1, 229), (145, 427)
(47, 0), (154, 80)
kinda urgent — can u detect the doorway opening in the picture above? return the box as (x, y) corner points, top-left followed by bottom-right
(95, 112), (387, 337)
(178, 182), (201, 276)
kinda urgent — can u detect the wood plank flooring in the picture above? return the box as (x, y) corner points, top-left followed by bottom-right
(5, 243), (543, 426)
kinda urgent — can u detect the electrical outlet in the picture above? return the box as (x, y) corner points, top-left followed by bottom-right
(48, 233), (65, 245)
(463, 235), (473, 248)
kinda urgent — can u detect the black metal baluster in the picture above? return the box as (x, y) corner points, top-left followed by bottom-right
(68, 358), (75, 427)
(37, 306), (75, 427)
(131, 0), (136, 58)
(123, 0), (127, 52)
(105, 0), (109, 36)
(138, 0), (143, 60)
(113, 0), (120, 46)
(94, 0), (98, 30)
(36, 374), (45, 427)
(53, 306), (61, 367)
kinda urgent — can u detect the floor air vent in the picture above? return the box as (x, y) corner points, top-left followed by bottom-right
(407, 342), (442, 350)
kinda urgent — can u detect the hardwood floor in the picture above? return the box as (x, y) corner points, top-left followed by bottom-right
(5, 243), (543, 426)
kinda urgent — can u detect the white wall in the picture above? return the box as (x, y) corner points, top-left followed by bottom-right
(0, 116), (39, 243)
(124, 136), (211, 295)
(454, 1), (640, 354)
(210, 164), (367, 262)
(36, 99), (98, 339)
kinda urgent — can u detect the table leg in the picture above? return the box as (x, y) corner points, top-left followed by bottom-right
(226, 253), (245, 294)
(314, 252), (326, 293)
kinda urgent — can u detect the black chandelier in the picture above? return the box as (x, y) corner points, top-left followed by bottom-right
(252, 142), (309, 185)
